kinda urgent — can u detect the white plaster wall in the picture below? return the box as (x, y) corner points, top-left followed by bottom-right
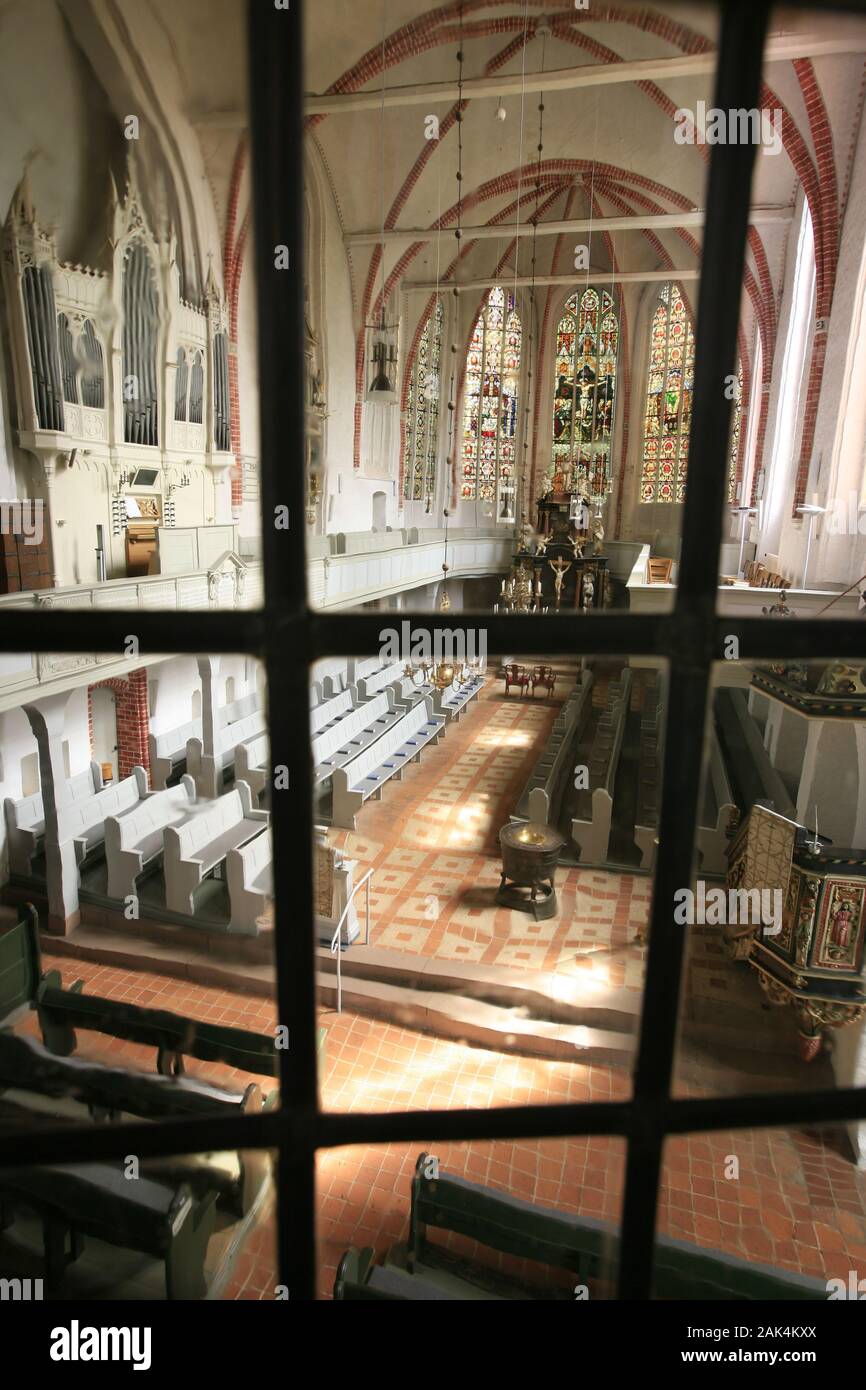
(147, 654), (260, 737)
(0, 689), (92, 884)
(0, 707), (41, 879)
(147, 657), (202, 735)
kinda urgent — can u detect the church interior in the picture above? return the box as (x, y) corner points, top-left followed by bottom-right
(2, 0), (866, 1304)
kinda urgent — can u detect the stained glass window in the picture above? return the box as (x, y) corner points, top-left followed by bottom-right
(640, 283), (695, 504)
(728, 359), (743, 503)
(549, 287), (618, 497)
(403, 297), (444, 501)
(460, 286), (521, 504)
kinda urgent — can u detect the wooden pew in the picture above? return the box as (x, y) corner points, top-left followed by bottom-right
(334, 1247), (451, 1300)
(432, 673), (485, 724)
(0, 1030), (271, 1219)
(633, 679), (663, 869)
(330, 697), (445, 831)
(336, 1152), (827, 1300)
(60, 768), (150, 867)
(235, 733), (269, 801)
(310, 687), (355, 736)
(217, 692), (260, 729)
(696, 726), (738, 875)
(0, 907), (283, 1081)
(513, 672), (594, 828)
(571, 671), (632, 864)
(186, 709), (267, 799)
(714, 687), (797, 821)
(4, 762), (103, 876)
(36, 970), (280, 1078)
(312, 690), (402, 787)
(148, 717), (202, 790)
(354, 660), (409, 705)
(0, 1157), (217, 1298)
(226, 829), (272, 935)
(0, 912), (42, 1025)
(163, 783), (269, 916)
(104, 777), (197, 900)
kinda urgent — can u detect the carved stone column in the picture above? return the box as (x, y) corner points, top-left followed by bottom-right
(196, 656), (221, 761)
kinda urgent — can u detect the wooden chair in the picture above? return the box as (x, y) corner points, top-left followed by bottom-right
(504, 664), (530, 697)
(530, 665), (556, 697)
(746, 561), (767, 587)
(647, 557), (674, 584)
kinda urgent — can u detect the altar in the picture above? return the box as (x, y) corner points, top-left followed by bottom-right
(499, 497), (609, 612)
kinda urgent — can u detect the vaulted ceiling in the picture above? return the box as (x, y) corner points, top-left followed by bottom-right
(301, 2), (866, 360)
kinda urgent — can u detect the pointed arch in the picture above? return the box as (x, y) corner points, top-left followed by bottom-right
(403, 296), (444, 502)
(460, 285), (521, 508)
(640, 283), (695, 504)
(549, 286), (619, 497)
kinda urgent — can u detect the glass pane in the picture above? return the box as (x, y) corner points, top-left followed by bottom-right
(0, 647), (280, 1248)
(0, 1150), (276, 1301)
(304, 0), (720, 614)
(318, 1136), (624, 1300)
(0, 6), (259, 609)
(313, 651), (666, 1110)
(654, 1123), (866, 1300)
(715, 4), (866, 617)
(673, 657), (866, 1101)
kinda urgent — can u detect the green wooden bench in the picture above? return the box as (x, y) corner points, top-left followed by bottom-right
(409, 1152), (828, 1301)
(0, 1159), (217, 1299)
(338, 1152), (828, 1300)
(0, 908), (42, 1024)
(0, 905), (327, 1083)
(36, 970), (281, 1078)
(334, 1246), (455, 1300)
(0, 1029), (273, 1217)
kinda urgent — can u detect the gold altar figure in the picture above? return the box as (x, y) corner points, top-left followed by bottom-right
(547, 555), (572, 610)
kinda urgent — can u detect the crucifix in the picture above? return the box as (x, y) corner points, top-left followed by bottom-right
(547, 555), (573, 611)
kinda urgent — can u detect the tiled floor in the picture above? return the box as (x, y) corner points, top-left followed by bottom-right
(328, 680), (651, 982)
(14, 952), (866, 1299)
(9, 675), (866, 1299)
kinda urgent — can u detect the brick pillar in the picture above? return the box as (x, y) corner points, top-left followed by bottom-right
(88, 670), (151, 782)
(116, 669), (150, 780)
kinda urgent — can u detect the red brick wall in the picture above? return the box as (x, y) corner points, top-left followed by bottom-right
(87, 669), (151, 781)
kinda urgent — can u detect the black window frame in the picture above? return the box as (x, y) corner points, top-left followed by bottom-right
(2, 0), (866, 1303)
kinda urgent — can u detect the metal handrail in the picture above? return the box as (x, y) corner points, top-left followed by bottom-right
(329, 866), (373, 1015)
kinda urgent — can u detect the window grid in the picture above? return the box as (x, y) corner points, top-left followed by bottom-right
(0, 0), (865, 1309)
